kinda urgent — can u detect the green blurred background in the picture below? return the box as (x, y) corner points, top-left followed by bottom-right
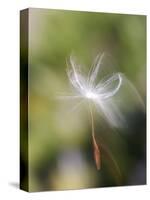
(21, 8), (146, 191)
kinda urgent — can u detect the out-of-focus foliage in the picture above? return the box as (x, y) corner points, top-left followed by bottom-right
(21, 8), (146, 191)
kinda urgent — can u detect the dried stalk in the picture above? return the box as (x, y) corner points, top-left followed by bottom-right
(89, 104), (101, 170)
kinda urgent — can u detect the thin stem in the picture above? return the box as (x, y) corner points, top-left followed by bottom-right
(88, 103), (101, 170)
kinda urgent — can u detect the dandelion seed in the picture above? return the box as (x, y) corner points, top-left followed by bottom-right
(58, 53), (144, 170)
